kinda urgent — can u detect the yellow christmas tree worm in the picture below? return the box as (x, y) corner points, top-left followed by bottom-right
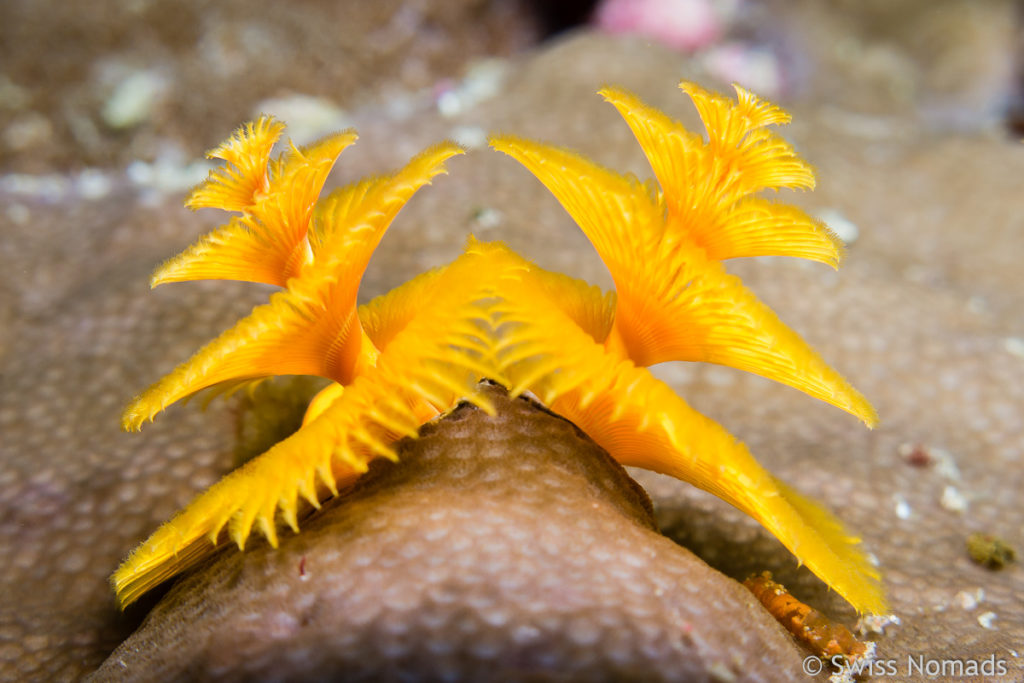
(489, 85), (875, 425)
(114, 81), (886, 616)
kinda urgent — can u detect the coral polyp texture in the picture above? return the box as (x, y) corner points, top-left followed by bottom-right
(115, 80), (886, 615)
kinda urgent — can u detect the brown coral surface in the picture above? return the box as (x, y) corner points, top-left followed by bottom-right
(91, 386), (810, 681)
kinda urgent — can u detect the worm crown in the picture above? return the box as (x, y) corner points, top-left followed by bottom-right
(115, 81), (884, 615)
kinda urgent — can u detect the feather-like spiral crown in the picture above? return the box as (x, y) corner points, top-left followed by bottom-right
(115, 81), (884, 615)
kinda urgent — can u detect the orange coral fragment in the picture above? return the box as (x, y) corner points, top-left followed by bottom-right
(744, 571), (869, 661)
